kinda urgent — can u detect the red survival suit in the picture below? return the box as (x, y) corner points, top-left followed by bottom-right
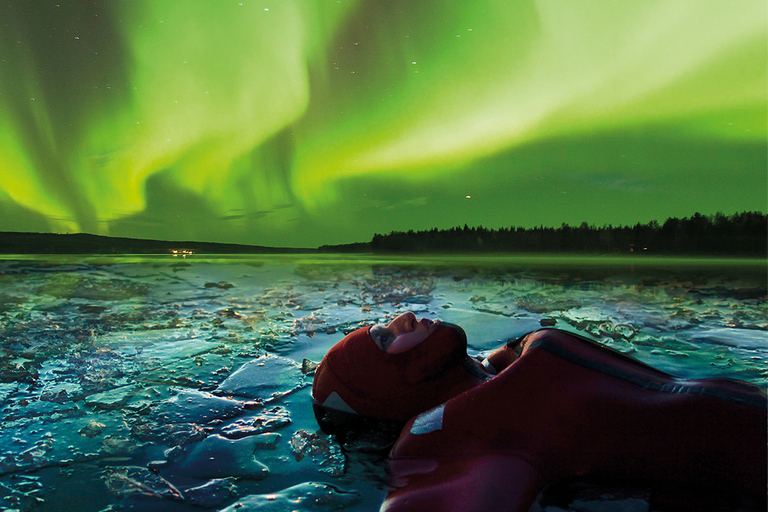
(381, 329), (767, 512)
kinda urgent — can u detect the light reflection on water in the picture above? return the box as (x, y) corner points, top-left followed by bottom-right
(0, 254), (765, 511)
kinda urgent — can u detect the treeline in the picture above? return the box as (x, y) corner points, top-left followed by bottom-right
(370, 212), (767, 256)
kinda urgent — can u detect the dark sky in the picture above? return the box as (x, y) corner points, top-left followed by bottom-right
(0, 0), (765, 247)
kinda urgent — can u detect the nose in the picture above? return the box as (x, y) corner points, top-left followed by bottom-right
(387, 312), (417, 334)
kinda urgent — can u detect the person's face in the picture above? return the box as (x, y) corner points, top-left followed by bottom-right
(369, 312), (441, 354)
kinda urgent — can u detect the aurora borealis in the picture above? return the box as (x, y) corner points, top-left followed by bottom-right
(1, 1), (765, 248)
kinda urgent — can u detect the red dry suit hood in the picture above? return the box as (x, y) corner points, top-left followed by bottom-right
(312, 322), (483, 422)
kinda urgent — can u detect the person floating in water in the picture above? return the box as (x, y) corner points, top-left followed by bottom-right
(312, 313), (767, 512)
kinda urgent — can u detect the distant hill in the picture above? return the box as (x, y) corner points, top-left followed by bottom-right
(0, 232), (316, 255)
(317, 241), (372, 253)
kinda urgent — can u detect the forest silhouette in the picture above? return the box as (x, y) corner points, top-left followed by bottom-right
(366, 212), (767, 256)
(2, 211), (765, 256)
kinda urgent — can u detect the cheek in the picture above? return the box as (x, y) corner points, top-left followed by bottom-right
(387, 330), (429, 354)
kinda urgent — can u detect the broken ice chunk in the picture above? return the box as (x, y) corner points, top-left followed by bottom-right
(218, 481), (360, 511)
(215, 354), (305, 400)
(79, 420), (106, 438)
(172, 434), (269, 480)
(289, 430), (345, 475)
(103, 466), (182, 500)
(183, 478), (237, 508)
(84, 385), (137, 410)
(155, 389), (246, 424)
(220, 406), (291, 439)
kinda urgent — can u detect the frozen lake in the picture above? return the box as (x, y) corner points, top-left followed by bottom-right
(0, 254), (765, 511)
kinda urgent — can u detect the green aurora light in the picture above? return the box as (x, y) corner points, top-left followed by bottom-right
(0, 0), (765, 247)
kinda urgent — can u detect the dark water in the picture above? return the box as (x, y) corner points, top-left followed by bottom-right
(0, 254), (765, 511)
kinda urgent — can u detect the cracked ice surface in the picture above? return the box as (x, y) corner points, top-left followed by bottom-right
(0, 254), (765, 512)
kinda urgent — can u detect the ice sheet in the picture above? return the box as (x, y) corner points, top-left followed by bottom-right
(0, 254), (764, 511)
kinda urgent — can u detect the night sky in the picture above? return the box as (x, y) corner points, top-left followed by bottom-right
(0, 0), (765, 248)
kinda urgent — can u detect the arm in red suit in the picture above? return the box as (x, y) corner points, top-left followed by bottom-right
(383, 329), (767, 512)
